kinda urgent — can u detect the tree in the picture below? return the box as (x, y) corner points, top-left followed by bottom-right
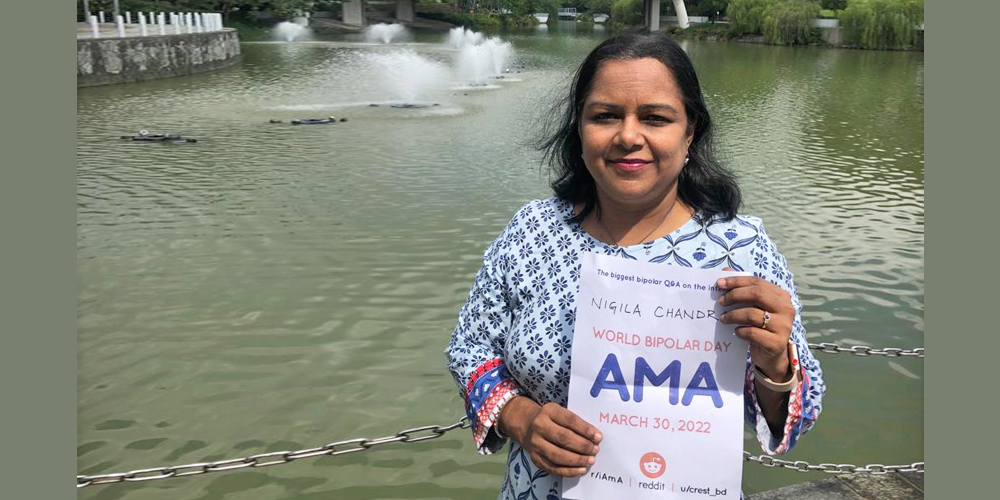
(584, 0), (614, 14)
(820, 0), (847, 10)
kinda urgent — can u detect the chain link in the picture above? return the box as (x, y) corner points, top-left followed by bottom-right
(743, 453), (923, 474)
(77, 417), (471, 488)
(78, 342), (923, 488)
(79, 414), (923, 488)
(808, 342), (923, 358)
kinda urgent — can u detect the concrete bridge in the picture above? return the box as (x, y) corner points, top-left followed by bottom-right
(339, 0), (691, 31)
(340, 0), (415, 25)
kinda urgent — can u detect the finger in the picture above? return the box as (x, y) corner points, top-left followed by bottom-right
(722, 276), (791, 299)
(719, 307), (769, 328)
(717, 285), (789, 311)
(734, 326), (788, 354)
(536, 420), (601, 456)
(532, 451), (589, 477)
(720, 308), (791, 335)
(534, 438), (597, 468)
(716, 275), (768, 290)
(546, 405), (603, 444)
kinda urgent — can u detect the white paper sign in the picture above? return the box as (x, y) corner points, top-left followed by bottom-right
(563, 253), (750, 500)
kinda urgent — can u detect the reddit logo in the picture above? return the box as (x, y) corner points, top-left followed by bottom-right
(639, 452), (666, 479)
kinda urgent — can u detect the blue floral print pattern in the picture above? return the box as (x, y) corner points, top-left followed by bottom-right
(446, 198), (826, 500)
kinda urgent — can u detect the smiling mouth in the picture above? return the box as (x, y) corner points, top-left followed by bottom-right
(609, 158), (650, 164)
(609, 159), (650, 171)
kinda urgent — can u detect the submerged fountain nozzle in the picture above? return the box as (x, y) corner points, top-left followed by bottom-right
(121, 131), (197, 143)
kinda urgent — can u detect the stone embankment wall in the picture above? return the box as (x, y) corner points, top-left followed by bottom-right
(77, 29), (241, 88)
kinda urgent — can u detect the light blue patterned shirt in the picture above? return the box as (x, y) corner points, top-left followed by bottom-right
(446, 198), (825, 500)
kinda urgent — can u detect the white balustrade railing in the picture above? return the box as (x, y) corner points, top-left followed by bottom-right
(86, 11), (225, 38)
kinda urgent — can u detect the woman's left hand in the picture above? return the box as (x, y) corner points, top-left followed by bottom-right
(715, 272), (794, 381)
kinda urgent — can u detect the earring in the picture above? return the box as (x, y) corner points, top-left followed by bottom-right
(683, 156), (690, 166)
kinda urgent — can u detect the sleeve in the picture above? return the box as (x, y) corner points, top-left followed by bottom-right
(741, 220), (826, 455)
(445, 222), (525, 455)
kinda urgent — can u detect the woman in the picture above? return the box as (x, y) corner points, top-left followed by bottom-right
(446, 33), (825, 499)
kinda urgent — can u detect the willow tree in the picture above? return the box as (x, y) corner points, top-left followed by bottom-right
(762, 0), (820, 45)
(840, 0), (924, 50)
(726, 0), (770, 36)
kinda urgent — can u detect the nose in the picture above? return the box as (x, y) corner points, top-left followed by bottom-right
(613, 115), (644, 151)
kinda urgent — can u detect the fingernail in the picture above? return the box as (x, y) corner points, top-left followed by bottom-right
(593, 445), (600, 455)
(717, 278), (726, 288)
(719, 312), (728, 322)
(587, 456), (595, 465)
(594, 432), (603, 443)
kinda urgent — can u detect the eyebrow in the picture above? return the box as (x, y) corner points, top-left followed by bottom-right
(586, 102), (680, 113)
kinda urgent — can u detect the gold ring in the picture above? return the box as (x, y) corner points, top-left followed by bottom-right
(761, 312), (771, 330)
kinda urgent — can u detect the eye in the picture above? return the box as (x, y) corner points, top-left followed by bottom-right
(591, 112), (618, 122)
(644, 114), (671, 124)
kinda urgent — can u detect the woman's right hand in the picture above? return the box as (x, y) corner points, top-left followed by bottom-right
(498, 396), (603, 477)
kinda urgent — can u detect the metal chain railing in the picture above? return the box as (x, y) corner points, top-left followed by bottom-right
(77, 418), (471, 488)
(807, 343), (923, 358)
(744, 453), (923, 474)
(78, 416), (923, 489)
(78, 343), (923, 488)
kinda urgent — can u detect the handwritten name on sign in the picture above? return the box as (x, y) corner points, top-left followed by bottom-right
(563, 253), (750, 500)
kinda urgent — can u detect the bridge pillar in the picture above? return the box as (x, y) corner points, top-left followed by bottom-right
(644, 0), (660, 32)
(396, 0), (415, 23)
(342, 0), (365, 26)
(673, 0), (690, 29)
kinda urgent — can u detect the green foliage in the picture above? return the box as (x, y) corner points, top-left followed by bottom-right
(267, 0), (314, 18)
(533, 0), (561, 17)
(584, 0), (615, 14)
(839, 0), (923, 49)
(762, 0), (820, 45)
(820, 0), (847, 9)
(726, 0), (770, 36)
(432, 10), (538, 29)
(728, 0), (820, 44)
(313, 1), (340, 10)
(610, 0), (643, 28)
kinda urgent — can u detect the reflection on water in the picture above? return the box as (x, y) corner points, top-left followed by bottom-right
(78, 30), (923, 499)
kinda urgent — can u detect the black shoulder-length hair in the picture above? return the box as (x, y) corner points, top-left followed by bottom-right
(538, 33), (741, 224)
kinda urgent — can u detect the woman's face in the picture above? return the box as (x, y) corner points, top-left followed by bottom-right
(578, 57), (694, 212)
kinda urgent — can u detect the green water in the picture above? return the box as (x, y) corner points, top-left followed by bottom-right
(77, 24), (923, 499)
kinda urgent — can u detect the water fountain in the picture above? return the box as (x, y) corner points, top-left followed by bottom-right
(274, 21), (311, 42)
(453, 34), (514, 87)
(363, 50), (450, 108)
(446, 27), (484, 49)
(364, 23), (409, 44)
